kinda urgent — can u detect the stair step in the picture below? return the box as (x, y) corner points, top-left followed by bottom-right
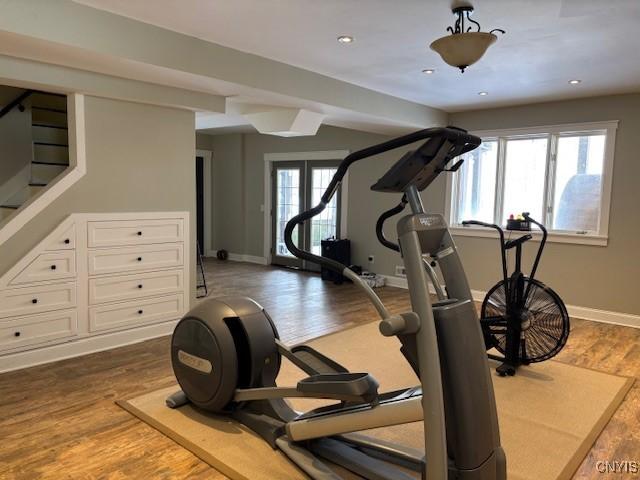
(34, 141), (69, 147)
(1, 204), (20, 209)
(31, 163), (67, 184)
(33, 143), (69, 164)
(32, 123), (68, 130)
(0, 206), (16, 221)
(32, 125), (69, 145)
(4, 183), (45, 208)
(30, 92), (67, 111)
(28, 184), (45, 196)
(31, 108), (67, 127)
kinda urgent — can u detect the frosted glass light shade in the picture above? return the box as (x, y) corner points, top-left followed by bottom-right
(430, 32), (497, 72)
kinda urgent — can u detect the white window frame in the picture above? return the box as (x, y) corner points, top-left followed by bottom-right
(445, 120), (618, 247)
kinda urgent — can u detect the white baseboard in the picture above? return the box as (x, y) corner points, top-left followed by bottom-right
(382, 275), (408, 289)
(206, 249), (268, 266)
(0, 319), (178, 374)
(382, 276), (640, 329)
(563, 305), (640, 328)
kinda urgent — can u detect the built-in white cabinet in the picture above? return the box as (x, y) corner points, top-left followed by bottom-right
(89, 293), (184, 333)
(0, 212), (190, 364)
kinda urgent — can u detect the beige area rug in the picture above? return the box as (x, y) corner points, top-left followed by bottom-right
(118, 322), (633, 480)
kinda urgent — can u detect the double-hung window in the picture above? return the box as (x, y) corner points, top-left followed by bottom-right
(447, 121), (617, 245)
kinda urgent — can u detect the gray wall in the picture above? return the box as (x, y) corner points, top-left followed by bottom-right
(0, 96), (197, 302)
(196, 132), (215, 151)
(207, 125), (444, 278)
(0, 87), (33, 203)
(205, 93), (640, 316)
(450, 94), (640, 315)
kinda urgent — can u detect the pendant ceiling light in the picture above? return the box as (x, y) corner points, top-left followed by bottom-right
(430, 2), (505, 73)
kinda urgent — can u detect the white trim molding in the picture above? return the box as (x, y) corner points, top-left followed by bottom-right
(206, 250), (267, 266)
(444, 120), (618, 246)
(468, 120), (619, 139)
(263, 150), (350, 265)
(449, 227), (609, 247)
(0, 93), (87, 246)
(381, 276), (640, 329)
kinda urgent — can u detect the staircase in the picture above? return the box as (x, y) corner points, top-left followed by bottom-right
(0, 91), (69, 222)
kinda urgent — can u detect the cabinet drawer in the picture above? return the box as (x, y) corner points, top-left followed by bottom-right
(88, 244), (183, 276)
(46, 223), (76, 251)
(88, 219), (183, 247)
(0, 309), (77, 352)
(89, 269), (184, 305)
(0, 283), (76, 319)
(89, 294), (184, 332)
(10, 251), (76, 285)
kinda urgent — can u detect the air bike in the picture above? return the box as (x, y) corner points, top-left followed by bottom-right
(166, 127), (507, 480)
(461, 215), (570, 376)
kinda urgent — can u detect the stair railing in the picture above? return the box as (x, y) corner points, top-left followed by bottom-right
(0, 90), (35, 119)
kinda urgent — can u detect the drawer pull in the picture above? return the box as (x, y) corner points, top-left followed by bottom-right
(138, 284), (143, 289)
(64, 238), (70, 244)
(138, 309), (144, 315)
(137, 231), (143, 236)
(14, 331), (21, 337)
(32, 298), (38, 304)
(137, 257), (142, 262)
(50, 265), (57, 270)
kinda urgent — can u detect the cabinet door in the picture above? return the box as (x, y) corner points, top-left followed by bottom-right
(89, 269), (184, 305)
(89, 294), (184, 333)
(88, 244), (183, 276)
(0, 310), (77, 352)
(88, 219), (183, 247)
(10, 251), (76, 285)
(0, 283), (76, 319)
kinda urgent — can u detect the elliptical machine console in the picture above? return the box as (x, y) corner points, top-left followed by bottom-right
(167, 127), (507, 480)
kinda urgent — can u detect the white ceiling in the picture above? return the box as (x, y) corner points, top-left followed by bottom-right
(73, 0), (640, 112)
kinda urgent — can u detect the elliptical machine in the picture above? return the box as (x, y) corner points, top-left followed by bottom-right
(167, 127), (506, 480)
(462, 214), (570, 376)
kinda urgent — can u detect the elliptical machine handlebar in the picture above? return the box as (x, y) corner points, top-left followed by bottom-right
(284, 127), (481, 274)
(375, 195), (408, 253)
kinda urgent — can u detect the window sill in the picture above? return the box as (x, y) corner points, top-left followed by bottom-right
(449, 226), (608, 247)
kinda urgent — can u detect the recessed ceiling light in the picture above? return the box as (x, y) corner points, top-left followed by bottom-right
(568, 79), (582, 85)
(478, 91), (488, 96)
(422, 69), (435, 75)
(337, 35), (354, 44)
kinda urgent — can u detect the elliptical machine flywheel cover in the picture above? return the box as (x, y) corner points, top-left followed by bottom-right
(170, 296), (281, 412)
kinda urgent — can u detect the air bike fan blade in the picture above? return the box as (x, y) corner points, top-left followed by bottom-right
(482, 278), (570, 363)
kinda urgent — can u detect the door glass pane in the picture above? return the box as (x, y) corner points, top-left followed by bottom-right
(552, 134), (605, 232)
(455, 140), (498, 224)
(502, 137), (549, 223)
(310, 167), (338, 255)
(275, 168), (300, 257)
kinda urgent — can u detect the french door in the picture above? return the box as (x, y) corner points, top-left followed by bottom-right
(271, 160), (341, 270)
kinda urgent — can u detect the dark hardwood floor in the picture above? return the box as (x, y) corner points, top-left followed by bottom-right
(0, 258), (637, 479)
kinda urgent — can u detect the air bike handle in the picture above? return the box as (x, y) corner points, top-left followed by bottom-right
(285, 127), (481, 274)
(462, 220), (508, 284)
